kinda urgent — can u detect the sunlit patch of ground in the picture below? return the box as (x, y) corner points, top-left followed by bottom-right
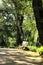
(0, 48), (43, 65)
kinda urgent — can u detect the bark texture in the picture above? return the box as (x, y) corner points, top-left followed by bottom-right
(16, 14), (24, 45)
(32, 0), (43, 45)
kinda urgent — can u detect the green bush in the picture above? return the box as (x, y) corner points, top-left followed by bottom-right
(28, 46), (37, 52)
(37, 46), (43, 55)
(8, 37), (16, 48)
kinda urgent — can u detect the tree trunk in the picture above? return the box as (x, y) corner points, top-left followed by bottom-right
(16, 14), (24, 46)
(32, 0), (43, 45)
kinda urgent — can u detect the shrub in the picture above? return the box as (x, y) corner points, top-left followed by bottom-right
(37, 46), (43, 55)
(28, 46), (37, 52)
(8, 37), (16, 48)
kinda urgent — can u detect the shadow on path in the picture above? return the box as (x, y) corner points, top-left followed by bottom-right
(0, 48), (43, 65)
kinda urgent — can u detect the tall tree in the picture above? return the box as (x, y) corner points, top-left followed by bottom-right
(32, 0), (43, 45)
(11, 0), (24, 45)
(12, 0), (30, 45)
(16, 14), (24, 45)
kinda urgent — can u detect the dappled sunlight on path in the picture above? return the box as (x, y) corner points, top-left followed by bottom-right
(0, 48), (43, 65)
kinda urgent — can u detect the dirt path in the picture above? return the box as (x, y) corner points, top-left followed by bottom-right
(0, 48), (43, 65)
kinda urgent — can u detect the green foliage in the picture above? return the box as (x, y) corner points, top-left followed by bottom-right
(0, 0), (41, 48)
(8, 37), (16, 48)
(0, 0), (17, 47)
(37, 46), (43, 55)
(28, 46), (37, 52)
(22, 1), (39, 45)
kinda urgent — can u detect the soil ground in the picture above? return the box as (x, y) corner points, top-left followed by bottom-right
(0, 48), (43, 65)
